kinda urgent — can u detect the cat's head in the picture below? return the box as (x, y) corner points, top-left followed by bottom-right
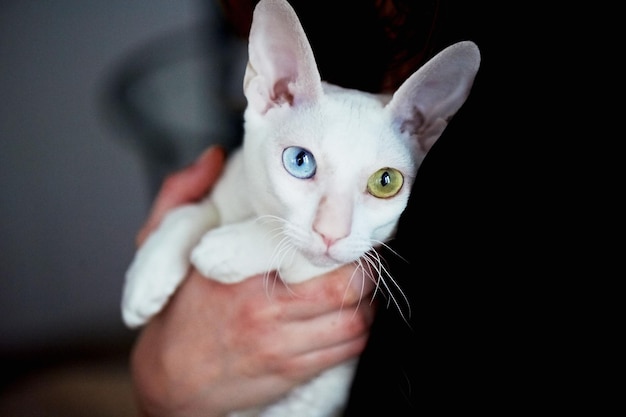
(240, 0), (480, 267)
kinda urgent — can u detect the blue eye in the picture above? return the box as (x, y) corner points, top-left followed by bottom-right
(282, 146), (316, 179)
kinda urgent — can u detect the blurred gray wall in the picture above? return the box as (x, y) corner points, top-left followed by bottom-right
(0, 0), (240, 353)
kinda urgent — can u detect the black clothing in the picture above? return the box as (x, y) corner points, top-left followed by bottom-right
(344, 4), (598, 415)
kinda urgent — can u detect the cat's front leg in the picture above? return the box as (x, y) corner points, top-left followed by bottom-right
(122, 201), (219, 328)
(191, 219), (283, 284)
(191, 219), (338, 285)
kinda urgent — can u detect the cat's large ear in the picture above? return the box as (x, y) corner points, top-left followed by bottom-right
(243, 0), (323, 114)
(386, 41), (481, 153)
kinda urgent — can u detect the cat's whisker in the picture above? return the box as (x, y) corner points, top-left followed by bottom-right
(271, 243), (300, 298)
(257, 215), (288, 240)
(255, 214), (284, 225)
(255, 216), (289, 299)
(339, 258), (376, 318)
(269, 233), (302, 297)
(372, 239), (409, 265)
(268, 245), (289, 296)
(257, 216), (297, 246)
(371, 252), (410, 318)
(284, 223), (310, 247)
(362, 249), (411, 325)
(360, 251), (386, 302)
(254, 216), (307, 299)
(262, 270), (282, 300)
(358, 257), (381, 288)
(339, 260), (368, 320)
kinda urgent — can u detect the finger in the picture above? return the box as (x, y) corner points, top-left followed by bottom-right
(241, 304), (373, 382)
(268, 264), (378, 320)
(285, 300), (375, 355)
(136, 146), (226, 246)
(277, 332), (370, 382)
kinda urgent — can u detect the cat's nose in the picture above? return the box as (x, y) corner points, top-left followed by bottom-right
(314, 195), (352, 248)
(318, 232), (340, 249)
(314, 221), (351, 250)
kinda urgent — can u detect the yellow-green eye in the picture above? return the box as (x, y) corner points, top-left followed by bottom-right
(367, 168), (403, 198)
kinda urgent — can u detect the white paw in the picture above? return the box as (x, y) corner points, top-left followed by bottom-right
(121, 203), (221, 327)
(121, 241), (190, 328)
(191, 227), (248, 283)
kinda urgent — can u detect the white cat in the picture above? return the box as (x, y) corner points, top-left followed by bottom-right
(121, 0), (480, 415)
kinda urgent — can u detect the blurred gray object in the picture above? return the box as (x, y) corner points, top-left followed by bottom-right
(0, 0), (245, 397)
(104, 3), (246, 196)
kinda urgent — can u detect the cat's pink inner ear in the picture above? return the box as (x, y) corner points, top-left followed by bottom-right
(243, 0), (322, 114)
(398, 112), (449, 153)
(387, 41), (480, 154)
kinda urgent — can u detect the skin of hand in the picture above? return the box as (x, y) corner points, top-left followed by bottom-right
(130, 146), (377, 417)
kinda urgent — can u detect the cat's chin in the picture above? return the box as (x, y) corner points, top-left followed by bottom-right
(304, 252), (351, 269)
(310, 258), (342, 268)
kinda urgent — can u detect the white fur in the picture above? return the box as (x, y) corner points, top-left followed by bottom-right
(121, 0), (480, 415)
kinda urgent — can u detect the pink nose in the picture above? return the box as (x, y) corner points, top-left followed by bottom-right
(318, 232), (338, 249)
(313, 194), (352, 249)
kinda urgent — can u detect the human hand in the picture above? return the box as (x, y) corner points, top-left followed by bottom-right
(129, 146), (376, 417)
(135, 146), (226, 247)
(131, 267), (374, 417)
